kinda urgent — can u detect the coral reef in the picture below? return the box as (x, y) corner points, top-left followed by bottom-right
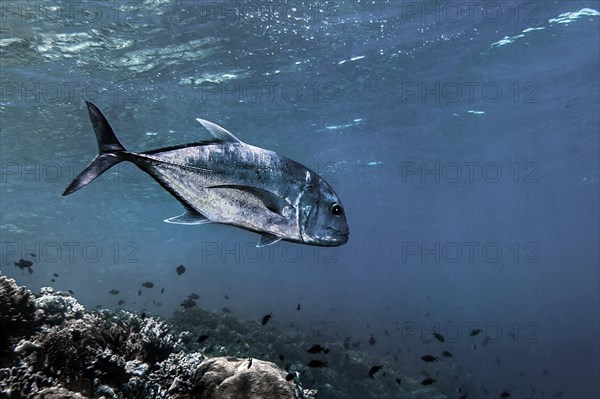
(191, 357), (297, 399)
(1, 275), (448, 399)
(0, 275), (43, 364)
(0, 276), (309, 399)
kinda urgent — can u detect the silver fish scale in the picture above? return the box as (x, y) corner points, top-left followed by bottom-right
(133, 142), (311, 239)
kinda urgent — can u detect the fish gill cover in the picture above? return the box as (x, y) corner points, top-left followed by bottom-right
(0, 1), (599, 399)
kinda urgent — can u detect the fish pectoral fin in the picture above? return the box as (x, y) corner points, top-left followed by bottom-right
(164, 206), (211, 225)
(208, 185), (291, 216)
(196, 119), (242, 143)
(257, 233), (282, 247)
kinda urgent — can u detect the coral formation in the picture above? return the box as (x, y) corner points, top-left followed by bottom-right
(0, 276), (311, 399)
(1, 275), (446, 399)
(192, 357), (297, 399)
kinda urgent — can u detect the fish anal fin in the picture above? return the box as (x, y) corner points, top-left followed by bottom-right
(196, 119), (241, 143)
(208, 185), (291, 215)
(165, 205), (211, 225)
(257, 233), (282, 247)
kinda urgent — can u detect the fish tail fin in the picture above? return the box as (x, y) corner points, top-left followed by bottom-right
(62, 102), (127, 196)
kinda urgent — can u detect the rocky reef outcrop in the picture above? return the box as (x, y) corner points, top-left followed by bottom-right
(0, 276), (308, 399)
(191, 357), (298, 399)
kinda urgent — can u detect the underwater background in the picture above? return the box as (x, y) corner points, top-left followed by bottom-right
(1, 1), (599, 398)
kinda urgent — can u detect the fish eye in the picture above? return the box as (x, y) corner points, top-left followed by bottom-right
(330, 203), (344, 216)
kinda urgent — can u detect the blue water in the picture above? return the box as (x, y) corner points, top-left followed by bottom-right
(1, 1), (599, 398)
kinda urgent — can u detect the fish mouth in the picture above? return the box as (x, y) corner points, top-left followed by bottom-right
(326, 227), (349, 245)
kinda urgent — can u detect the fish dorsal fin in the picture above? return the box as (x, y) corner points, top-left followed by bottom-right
(257, 233), (282, 247)
(164, 205), (211, 225)
(208, 185), (291, 216)
(196, 119), (242, 143)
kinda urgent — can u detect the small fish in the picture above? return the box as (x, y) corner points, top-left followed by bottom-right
(141, 312), (146, 319)
(161, 288), (165, 294)
(421, 377), (436, 385)
(261, 312), (273, 326)
(278, 354), (285, 361)
(138, 289), (142, 296)
(176, 264), (186, 275)
(142, 282), (154, 288)
(68, 289), (74, 294)
(285, 372), (296, 382)
(14, 259), (33, 269)
(109, 289), (120, 295)
(247, 358), (253, 369)
(197, 334), (210, 344)
(53, 273), (59, 277)
(368, 334), (376, 346)
(297, 303), (301, 311)
(441, 351), (453, 358)
(307, 344), (329, 354)
(433, 332), (445, 342)
(469, 329), (482, 337)
(500, 391), (511, 398)
(117, 299), (125, 306)
(368, 365), (383, 379)
(395, 377), (401, 385)
(181, 298), (197, 308)
(224, 294), (229, 300)
(420, 355), (438, 363)
(188, 293), (200, 300)
(307, 360), (327, 368)
(51, 279), (55, 282)
(221, 307), (232, 314)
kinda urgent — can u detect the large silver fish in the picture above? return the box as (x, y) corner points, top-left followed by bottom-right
(63, 102), (349, 247)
